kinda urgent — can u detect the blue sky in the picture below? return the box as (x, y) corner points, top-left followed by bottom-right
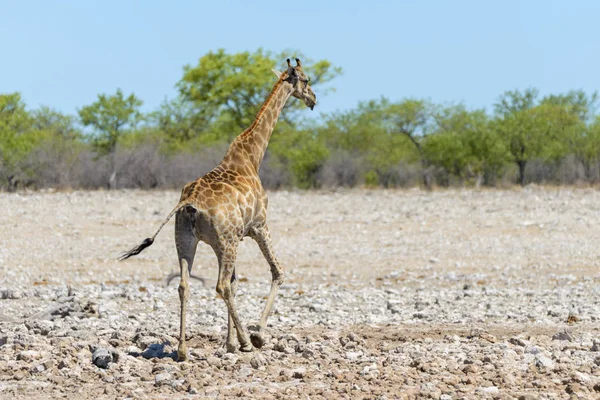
(2, 0), (599, 117)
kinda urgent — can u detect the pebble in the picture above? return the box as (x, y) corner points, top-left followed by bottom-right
(292, 367), (306, 379)
(552, 330), (574, 342)
(0, 189), (598, 399)
(250, 354), (266, 369)
(154, 372), (172, 386)
(92, 348), (114, 369)
(482, 386), (499, 394)
(535, 355), (554, 370)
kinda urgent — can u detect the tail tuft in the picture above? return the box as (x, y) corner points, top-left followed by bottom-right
(119, 237), (154, 261)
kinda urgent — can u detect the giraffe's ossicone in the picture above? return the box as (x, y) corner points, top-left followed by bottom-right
(120, 58), (316, 359)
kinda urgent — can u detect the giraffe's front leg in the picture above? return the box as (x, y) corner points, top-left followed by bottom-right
(249, 225), (284, 348)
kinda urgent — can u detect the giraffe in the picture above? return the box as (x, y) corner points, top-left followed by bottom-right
(120, 58), (316, 360)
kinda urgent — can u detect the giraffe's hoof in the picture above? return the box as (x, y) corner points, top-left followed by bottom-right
(226, 342), (237, 353)
(250, 332), (266, 349)
(177, 348), (188, 362)
(239, 343), (254, 352)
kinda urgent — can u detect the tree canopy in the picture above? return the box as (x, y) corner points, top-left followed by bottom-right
(1, 49), (600, 190)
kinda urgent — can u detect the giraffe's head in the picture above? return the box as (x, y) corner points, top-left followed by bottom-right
(272, 58), (317, 110)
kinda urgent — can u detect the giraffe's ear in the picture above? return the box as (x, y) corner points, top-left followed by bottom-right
(271, 69), (283, 79)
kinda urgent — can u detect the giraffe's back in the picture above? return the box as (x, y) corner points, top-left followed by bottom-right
(177, 165), (267, 242)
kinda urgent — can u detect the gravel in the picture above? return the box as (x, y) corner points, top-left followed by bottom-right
(0, 187), (599, 399)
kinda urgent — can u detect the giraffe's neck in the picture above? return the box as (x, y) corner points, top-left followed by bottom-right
(223, 78), (294, 172)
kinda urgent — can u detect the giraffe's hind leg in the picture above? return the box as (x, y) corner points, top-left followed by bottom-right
(215, 241), (253, 353)
(175, 209), (198, 361)
(249, 224), (284, 348)
(225, 268), (244, 352)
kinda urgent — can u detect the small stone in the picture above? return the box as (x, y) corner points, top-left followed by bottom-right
(571, 371), (590, 383)
(2, 289), (23, 300)
(462, 364), (479, 374)
(238, 366), (252, 377)
(32, 364), (45, 373)
(509, 337), (528, 347)
(302, 347), (316, 359)
(482, 386), (499, 394)
(344, 341), (358, 349)
(125, 345), (142, 356)
(565, 383), (581, 394)
(221, 353), (238, 366)
(207, 356), (221, 367)
(92, 348), (114, 369)
(13, 371), (27, 381)
(104, 386), (116, 396)
(170, 379), (185, 390)
(292, 367), (306, 379)
(552, 329), (574, 341)
(155, 372), (172, 386)
(274, 339), (287, 352)
(345, 351), (362, 361)
(518, 395), (538, 400)
(279, 368), (293, 378)
(250, 354), (266, 369)
(347, 332), (359, 342)
(567, 312), (579, 324)
(534, 355), (554, 369)
(17, 350), (40, 362)
(24, 320), (54, 335)
(440, 395), (452, 400)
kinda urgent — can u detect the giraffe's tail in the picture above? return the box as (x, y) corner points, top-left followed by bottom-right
(118, 201), (190, 261)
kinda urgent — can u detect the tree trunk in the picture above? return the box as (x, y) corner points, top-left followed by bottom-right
(109, 148), (118, 190)
(421, 157), (432, 190)
(517, 160), (527, 186)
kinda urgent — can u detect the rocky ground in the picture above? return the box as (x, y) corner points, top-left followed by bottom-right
(0, 187), (599, 399)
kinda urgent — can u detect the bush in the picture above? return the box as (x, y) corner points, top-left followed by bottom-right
(259, 152), (292, 189)
(317, 150), (364, 188)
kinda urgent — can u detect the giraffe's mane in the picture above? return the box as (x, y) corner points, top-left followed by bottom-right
(239, 74), (287, 138)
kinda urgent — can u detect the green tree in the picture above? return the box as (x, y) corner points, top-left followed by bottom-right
(152, 97), (204, 147)
(426, 105), (505, 186)
(177, 48), (342, 141)
(382, 99), (435, 188)
(318, 98), (415, 187)
(541, 90), (598, 123)
(578, 118), (600, 180)
(493, 88), (540, 186)
(541, 90), (598, 180)
(494, 88), (581, 185)
(28, 107), (83, 187)
(31, 106), (80, 140)
(0, 93), (42, 188)
(78, 89), (143, 188)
